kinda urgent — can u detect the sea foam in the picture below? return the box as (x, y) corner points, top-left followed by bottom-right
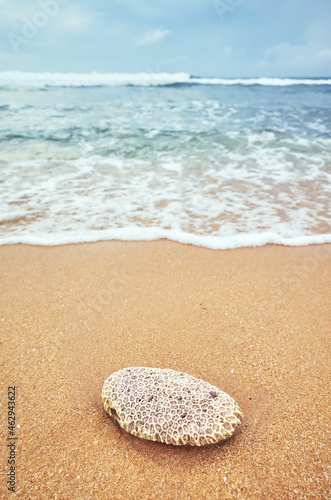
(1, 228), (331, 249)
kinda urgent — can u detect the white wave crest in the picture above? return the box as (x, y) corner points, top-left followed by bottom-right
(0, 71), (330, 87)
(193, 77), (331, 86)
(0, 71), (191, 87)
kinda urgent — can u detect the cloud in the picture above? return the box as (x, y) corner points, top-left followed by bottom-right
(258, 19), (331, 73)
(103, 25), (124, 39)
(58, 4), (99, 33)
(0, 1), (99, 35)
(222, 46), (232, 57)
(258, 42), (331, 74)
(317, 48), (331, 60)
(135, 28), (170, 46)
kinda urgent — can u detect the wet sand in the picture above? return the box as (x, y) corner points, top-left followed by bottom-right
(1, 241), (330, 499)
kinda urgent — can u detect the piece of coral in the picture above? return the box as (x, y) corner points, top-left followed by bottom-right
(102, 367), (243, 446)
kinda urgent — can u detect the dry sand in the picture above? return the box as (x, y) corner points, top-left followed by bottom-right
(1, 241), (330, 499)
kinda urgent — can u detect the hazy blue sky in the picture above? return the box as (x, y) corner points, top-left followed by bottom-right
(1, 0), (331, 76)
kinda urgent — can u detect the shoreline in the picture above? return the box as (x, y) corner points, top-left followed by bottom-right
(1, 241), (330, 499)
(1, 230), (331, 249)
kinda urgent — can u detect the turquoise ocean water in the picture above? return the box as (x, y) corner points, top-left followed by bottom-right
(0, 72), (330, 248)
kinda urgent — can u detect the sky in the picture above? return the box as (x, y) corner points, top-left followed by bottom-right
(0, 0), (331, 77)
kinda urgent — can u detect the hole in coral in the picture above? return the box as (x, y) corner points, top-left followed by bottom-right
(110, 408), (120, 421)
(209, 391), (218, 398)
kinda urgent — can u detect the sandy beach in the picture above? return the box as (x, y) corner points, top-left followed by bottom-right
(1, 241), (330, 499)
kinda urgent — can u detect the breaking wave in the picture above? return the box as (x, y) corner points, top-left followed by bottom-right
(1, 71), (331, 88)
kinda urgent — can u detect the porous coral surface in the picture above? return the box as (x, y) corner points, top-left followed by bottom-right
(102, 367), (243, 446)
